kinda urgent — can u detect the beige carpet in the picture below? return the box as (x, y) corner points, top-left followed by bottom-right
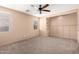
(0, 37), (78, 54)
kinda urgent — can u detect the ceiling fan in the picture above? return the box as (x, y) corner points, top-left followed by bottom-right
(31, 4), (50, 14)
(38, 4), (50, 14)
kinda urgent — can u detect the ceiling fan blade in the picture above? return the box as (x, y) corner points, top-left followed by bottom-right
(42, 4), (49, 9)
(42, 10), (50, 12)
(40, 10), (42, 14)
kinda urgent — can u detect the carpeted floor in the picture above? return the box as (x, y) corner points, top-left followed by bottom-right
(0, 37), (79, 54)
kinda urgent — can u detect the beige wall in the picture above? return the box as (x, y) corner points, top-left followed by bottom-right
(39, 17), (48, 36)
(0, 6), (39, 46)
(48, 13), (77, 40)
(77, 9), (79, 42)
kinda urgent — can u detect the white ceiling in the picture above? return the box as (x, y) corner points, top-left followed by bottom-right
(0, 4), (79, 17)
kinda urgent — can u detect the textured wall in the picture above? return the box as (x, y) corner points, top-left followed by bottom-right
(48, 13), (77, 40)
(39, 17), (48, 36)
(0, 6), (39, 46)
(77, 10), (79, 42)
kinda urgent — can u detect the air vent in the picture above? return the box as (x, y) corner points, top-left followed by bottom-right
(26, 10), (30, 12)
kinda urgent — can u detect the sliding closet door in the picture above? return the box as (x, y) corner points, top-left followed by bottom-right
(48, 13), (77, 40)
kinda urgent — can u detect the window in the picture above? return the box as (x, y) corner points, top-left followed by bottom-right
(0, 13), (9, 32)
(33, 20), (38, 30)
